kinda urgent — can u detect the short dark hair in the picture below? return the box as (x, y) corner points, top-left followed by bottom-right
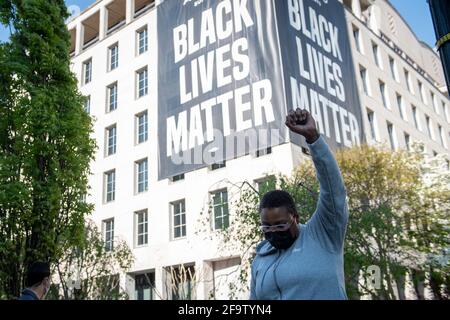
(26, 262), (50, 287)
(259, 190), (298, 217)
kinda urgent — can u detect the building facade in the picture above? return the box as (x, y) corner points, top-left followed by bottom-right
(67, 0), (450, 300)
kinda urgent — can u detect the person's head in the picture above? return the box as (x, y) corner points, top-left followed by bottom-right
(26, 261), (51, 299)
(259, 190), (300, 250)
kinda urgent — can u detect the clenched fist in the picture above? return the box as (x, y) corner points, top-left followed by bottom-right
(285, 108), (320, 144)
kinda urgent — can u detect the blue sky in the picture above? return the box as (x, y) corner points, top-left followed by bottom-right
(0, 0), (438, 49)
(389, 0), (436, 48)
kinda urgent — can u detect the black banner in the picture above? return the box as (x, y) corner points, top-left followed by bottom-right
(276, 0), (364, 150)
(157, 0), (364, 180)
(157, 0), (286, 180)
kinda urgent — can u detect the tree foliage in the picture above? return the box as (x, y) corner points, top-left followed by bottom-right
(48, 221), (134, 300)
(0, 0), (96, 298)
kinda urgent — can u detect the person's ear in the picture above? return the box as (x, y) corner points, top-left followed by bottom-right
(42, 277), (50, 289)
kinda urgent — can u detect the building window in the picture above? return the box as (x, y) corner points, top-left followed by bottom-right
(425, 115), (434, 140)
(404, 133), (411, 151)
(360, 66), (370, 96)
(256, 177), (276, 193)
(367, 109), (377, 142)
(379, 81), (389, 109)
(256, 147), (272, 157)
(372, 42), (381, 68)
(137, 67), (148, 98)
(396, 94), (406, 121)
(136, 158), (148, 193)
(104, 170), (116, 203)
(353, 26), (362, 53)
(211, 161), (226, 170)
(84, 95), (90, 114)
(418, 81), (427, 104)
(387, 122), (396, 150)
(136, 111), (148, 144)
(389, 56), (398, 81)
(412, 105), (420, 131)
(211, 190), (229, 230)
(83, 59), (92, 85)
(171, 200), (186, 239)
(103, 218), (114, 252)
(404, 69), (413, 94)
(171, 174), (185, 182)
(443, 102), (449, 123)
(135, 210), (148, 247)
(431, 92), (439, 114)
(137, 27), (148, 55)
(106, 125), (117, 156)
(107, 82), (118, 112)
(135, 273), (155, 300)
(109, 43), (119, 71)
(438, 125), (446, 148)
(169, 265), (195, 300)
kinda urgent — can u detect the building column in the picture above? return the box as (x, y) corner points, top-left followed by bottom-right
(155, 266), (167, 300)
(75, 21), (83, 55)
(351, 0), (362, 19)
(368, 4), (381, 36)
(99, 5), (107, 40)
(126, 0), (134, 24)
(196, 260), (214, 300)
(120, 273), (134, 300)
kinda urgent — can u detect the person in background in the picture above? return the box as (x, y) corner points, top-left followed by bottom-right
(18, 261), (51, 300)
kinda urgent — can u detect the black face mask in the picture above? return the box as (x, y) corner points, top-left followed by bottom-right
(264, 230), (297, 250)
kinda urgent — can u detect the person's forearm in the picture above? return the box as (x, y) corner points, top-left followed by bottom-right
(307, 135), (346, 198)
(306, 135), (349, 252)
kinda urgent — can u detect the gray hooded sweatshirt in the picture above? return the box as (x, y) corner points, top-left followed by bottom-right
(250, 135), (349, 300)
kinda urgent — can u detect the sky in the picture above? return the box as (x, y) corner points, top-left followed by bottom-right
(0, 0), (438, 49)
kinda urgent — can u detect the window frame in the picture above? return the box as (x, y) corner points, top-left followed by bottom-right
(108, 43), (119, 71)
(135, 158), (149, 194)
(103, 218), (114, 252)
(171, 199), (187, 240)
(105, 124), (117, 157)
(136, 110), (148, 144)
(83, 58), (92, 85)
(104, 170), (116, 203)
(137, 26), (148, 55)
(135, 209), (149, 247)
(211, 190), (229, 230)
(136, 67), (149, 99)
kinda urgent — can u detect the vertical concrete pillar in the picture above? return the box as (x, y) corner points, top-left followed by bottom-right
(126, 0), (135, 23)
(99, 5), (107, 40)
(75, 21), (83, 55)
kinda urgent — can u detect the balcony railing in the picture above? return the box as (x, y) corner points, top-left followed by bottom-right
(82, 36), (99, 50)
(134, 2), (155, 19)
(107, 19), (126, 35)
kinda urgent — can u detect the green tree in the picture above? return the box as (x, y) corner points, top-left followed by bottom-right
(405, 151), (450, 299)
(49, 220), (134, 300)
(0, 0), (96, 298)
(208, 144), (449, 300)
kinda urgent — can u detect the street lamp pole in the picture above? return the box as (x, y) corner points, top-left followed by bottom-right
(428, 0), (450, 93)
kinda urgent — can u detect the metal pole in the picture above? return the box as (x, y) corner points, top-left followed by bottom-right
(428, 0), (450, 93)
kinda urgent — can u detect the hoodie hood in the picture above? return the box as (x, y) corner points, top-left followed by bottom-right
(255, 240), (278, 257)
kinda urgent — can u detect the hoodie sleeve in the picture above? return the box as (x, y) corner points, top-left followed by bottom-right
(306, 135), (349, 252)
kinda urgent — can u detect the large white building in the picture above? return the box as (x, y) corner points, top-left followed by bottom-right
(67, 0), (450, 300)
